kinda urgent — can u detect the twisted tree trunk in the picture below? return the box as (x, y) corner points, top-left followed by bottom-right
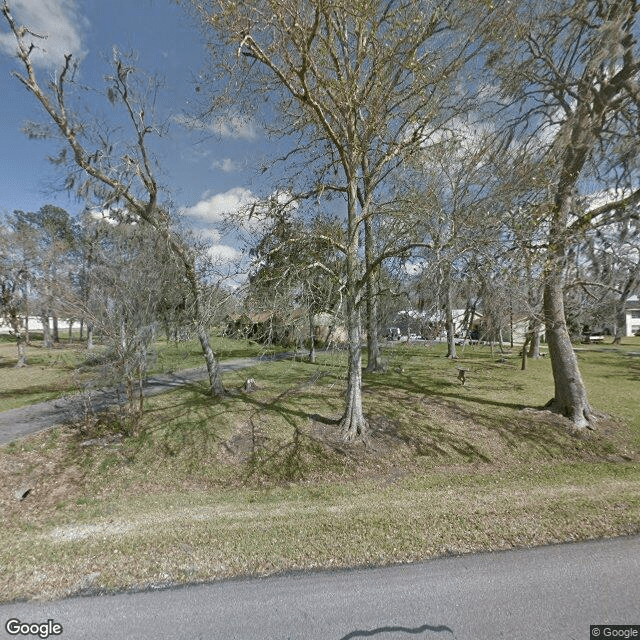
(543, 200), (592, 429)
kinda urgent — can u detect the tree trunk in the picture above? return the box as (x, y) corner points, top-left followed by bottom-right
(612, 300), (627, 344)
(41, 314), (53, 349)
(308, 310), (316, 364)
(16, 331), (27, 367)
(365, 288), (383, 371)
(197, 327), (225, 397)
(341, 298), (367, 441)
(364, 217), (383, 372)
(24, 293), (30, 345)
(527, 319), (541, 359)
(52, 315), (60, 343)
(542, 141), (594, 429)
(445, 280), (457, 359)
(543, 268), (592, 428)
(340, 177), (367, 441)
(521, 334), (530, 371)
(87, 322), (94, 350)
(12, 317), (27, 367)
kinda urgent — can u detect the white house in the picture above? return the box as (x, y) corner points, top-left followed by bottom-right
(0, 316), (77, 336)
(626, 295), (640, 337)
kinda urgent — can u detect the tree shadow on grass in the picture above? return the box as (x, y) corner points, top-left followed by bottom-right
(364, 369), (527, 412)
(143, 383), (237, 460)
(152, 370), (494, 477)
(628, 359), (640, 382)
(373, 414), (492, 464)
(231, 376), (351, 484)
(364, 370), (590, 461)
(0, 383), (65, 401)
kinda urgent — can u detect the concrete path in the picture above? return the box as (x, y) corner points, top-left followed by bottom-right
(0, 352), (295, 445)
(0, 535), (638, 639)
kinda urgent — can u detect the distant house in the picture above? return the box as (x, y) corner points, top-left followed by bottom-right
(225, 309), (347, 346)
(509, 317), (532, 345)
(626, 295), (640, 336)
(391, 309), (481, 339)
(0, 316), (77, 335)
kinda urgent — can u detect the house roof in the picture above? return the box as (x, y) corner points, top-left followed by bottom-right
(626, 295), (640, 310)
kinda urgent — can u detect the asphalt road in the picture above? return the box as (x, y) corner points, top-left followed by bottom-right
(1, 535), (638, 640)
(0, 353), (294, 445)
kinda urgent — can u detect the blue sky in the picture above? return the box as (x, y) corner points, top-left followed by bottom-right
(0, 0), (276, 261)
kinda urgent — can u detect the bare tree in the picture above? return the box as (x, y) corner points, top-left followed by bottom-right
(0, 221), (29, 366)
(394, 126), (503, 358)
(72, 216), (189, 429)
(1, 1), (225, 396)
(7, 206), (75, 349)
(486, 0), (640, 428)
(191, 0), (485, 440)
(578, 214), (640, 343)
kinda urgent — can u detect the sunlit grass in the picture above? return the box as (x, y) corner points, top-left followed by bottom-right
(0, 332), (286, 411)
(1, 336), (639, 601)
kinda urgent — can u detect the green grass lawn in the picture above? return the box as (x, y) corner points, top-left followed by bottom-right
(1, 337), (639, 602)
(0, 333), (282, 412)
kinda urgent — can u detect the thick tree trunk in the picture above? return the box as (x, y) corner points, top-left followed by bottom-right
(341, 299), (367, 441)
(197, 327), (225, 397)
(340, 177), (367, 442)
(527, 320), (541, 359)
(52, 315), (60, 343)
(41, 314), (53, 349)
(542, 137), (594, 429)
(543, 271), (592, 429)
(87, 322), (94, 350)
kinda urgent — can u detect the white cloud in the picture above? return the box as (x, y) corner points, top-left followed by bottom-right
(403, 259), (425, 276)
(198, 227), (222, 244)
(421, 116), (495, 158)
(174, 113), (258, 141)
(213, 114), (258, 141)
(211, 158), (242, 173)
(207, 244), (241, 264)
(0, 0), (88, 68)
(181, 186), (256, 224)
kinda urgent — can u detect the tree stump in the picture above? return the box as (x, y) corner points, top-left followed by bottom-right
(456, 368), (469, 385)
(243, 378), (257, 392)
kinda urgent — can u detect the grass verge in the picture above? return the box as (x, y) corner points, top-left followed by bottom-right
(1, 339), (639, 602)
(0, 334), (281, 412)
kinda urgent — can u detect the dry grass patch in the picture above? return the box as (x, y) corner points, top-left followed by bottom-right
(1, 342), (640, 602)
(2, 461), (640, 602)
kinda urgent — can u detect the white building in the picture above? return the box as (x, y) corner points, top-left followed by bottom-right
(626, 296), (640, 337)
(0, 316), (77, 335)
